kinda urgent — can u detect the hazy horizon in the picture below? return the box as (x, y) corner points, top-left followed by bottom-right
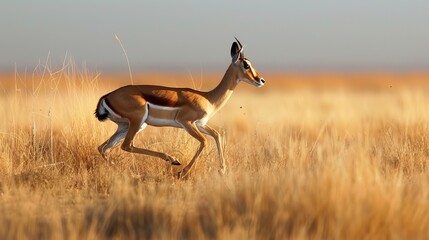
(1, 1), (429, 73)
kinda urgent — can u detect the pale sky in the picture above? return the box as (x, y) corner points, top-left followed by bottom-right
(1, 1), (429, 72)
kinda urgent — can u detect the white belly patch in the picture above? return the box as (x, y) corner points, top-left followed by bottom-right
(146, 103), (182, 128)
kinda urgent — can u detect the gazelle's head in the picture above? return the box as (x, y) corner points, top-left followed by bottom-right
(230, 38), (265, 87)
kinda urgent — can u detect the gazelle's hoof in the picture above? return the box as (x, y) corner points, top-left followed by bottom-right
(177, 169), (188, 179)
(99, 151), (114, 165)
(103, 157), (115, 166)
(218, 167), (226, 175)
(100, 152), (108, 160)
(171, 159), (181, 166)
(166, 156), (181, 166)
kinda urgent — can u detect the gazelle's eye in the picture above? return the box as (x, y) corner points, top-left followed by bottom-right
(243, 61), (250, 69)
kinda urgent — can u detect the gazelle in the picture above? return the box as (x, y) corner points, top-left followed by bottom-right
(95, 38), (265, 178)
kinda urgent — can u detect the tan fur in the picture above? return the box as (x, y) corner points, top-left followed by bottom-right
(97, 44), (264, 178)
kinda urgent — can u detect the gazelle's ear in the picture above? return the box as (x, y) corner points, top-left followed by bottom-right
(231, 42), (240, 63)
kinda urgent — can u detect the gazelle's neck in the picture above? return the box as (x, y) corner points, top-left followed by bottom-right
(207, 64), (239, 110)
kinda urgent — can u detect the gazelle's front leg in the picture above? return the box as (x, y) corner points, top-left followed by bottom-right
(198, 125), (226, 175)
(177, 121), (208, 178)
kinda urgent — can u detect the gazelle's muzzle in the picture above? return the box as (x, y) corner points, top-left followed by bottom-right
(255, 77), (265, 87)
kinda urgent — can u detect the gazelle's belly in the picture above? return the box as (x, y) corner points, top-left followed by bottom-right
(145, 103), (182, 128)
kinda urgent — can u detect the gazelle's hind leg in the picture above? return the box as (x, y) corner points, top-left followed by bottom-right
(120, 111), (181, 166)
(98, 122), (129, 162)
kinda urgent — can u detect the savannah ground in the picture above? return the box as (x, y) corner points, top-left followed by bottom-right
(1, 66), (429, 239)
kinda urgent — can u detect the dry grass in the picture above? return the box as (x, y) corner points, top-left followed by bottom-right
(1, 65), (429, 239)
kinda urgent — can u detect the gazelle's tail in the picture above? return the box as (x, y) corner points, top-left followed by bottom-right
(94, 95), (109, 121)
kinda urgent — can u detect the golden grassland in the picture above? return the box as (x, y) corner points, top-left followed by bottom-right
(1, 67), (429, 239)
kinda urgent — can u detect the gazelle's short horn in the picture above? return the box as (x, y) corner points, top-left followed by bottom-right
(234, 37), (243, 49)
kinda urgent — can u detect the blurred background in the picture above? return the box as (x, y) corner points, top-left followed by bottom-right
(1, 0), (428, 73)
